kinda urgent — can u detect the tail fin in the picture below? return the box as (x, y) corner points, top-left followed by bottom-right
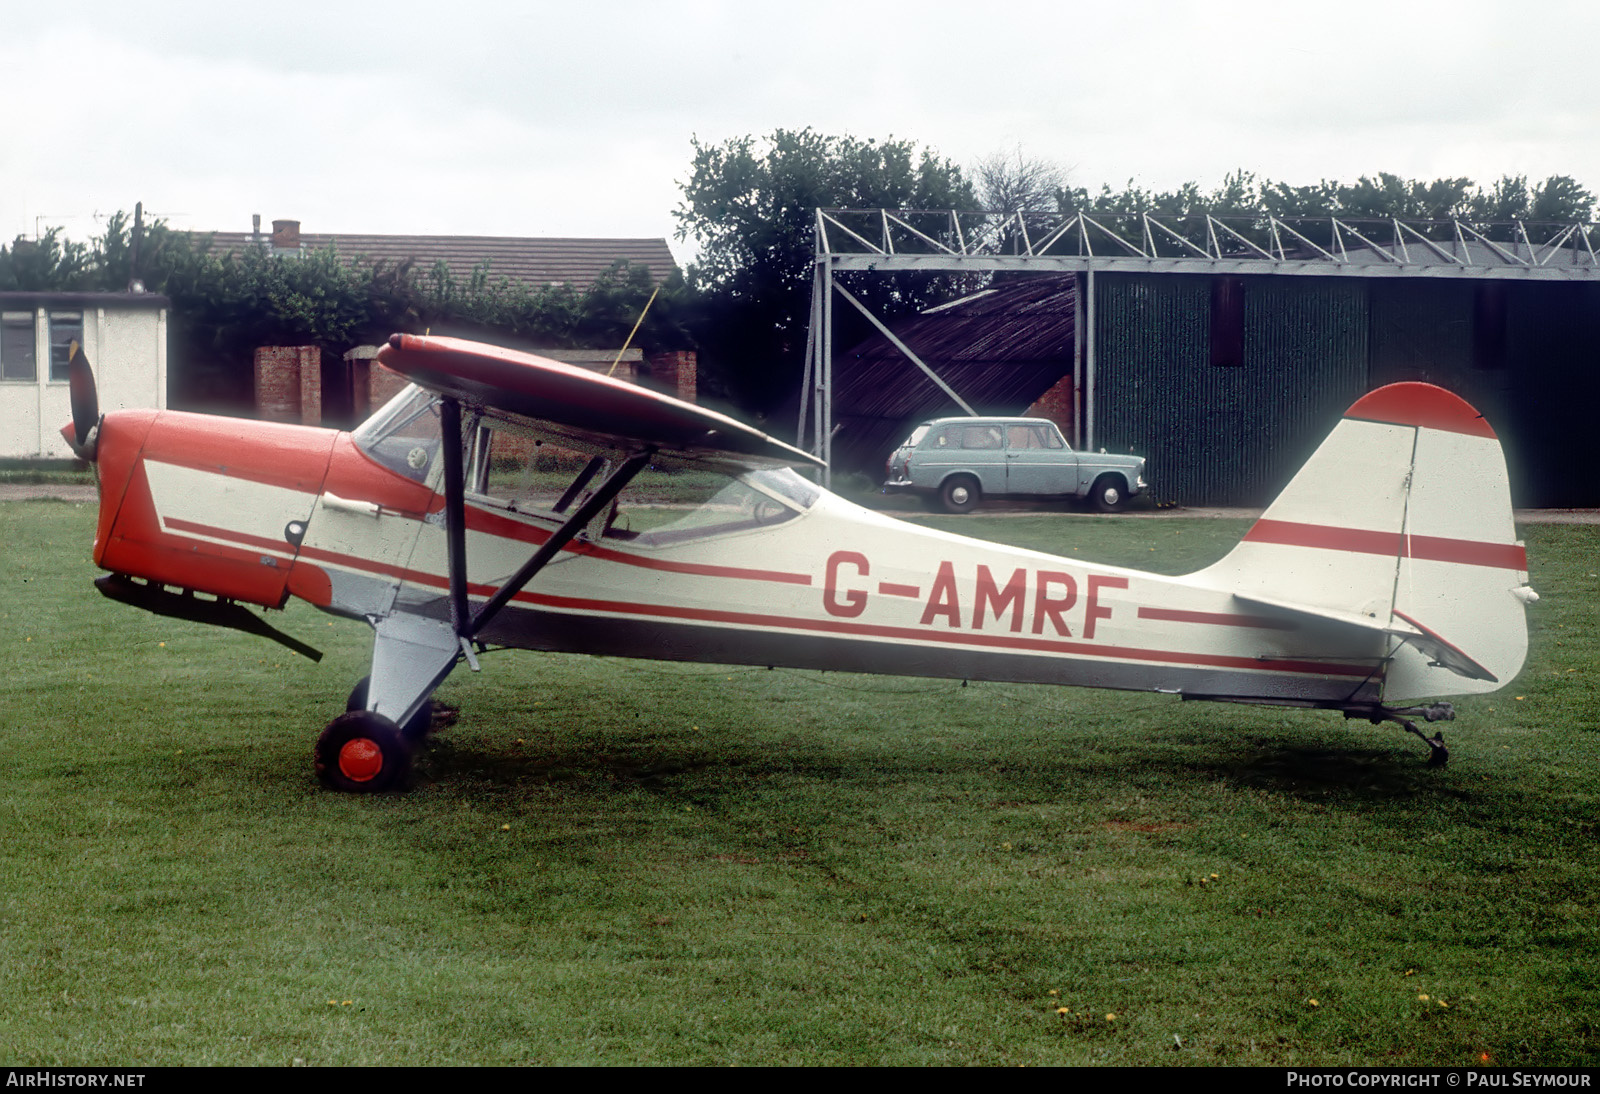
(1196, 383), (1534, 702)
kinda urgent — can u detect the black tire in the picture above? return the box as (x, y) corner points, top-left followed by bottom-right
(1089, 475), (1129, 513)
(315, 711), (413, 793)
(346, 676), (433, 742)
(940, 476), (980, 514)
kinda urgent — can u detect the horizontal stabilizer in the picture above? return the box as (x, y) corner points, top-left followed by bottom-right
(1234, 593), (1496, 683)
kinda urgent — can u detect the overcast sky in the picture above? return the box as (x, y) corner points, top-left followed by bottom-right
(4, 0), (1596, 268)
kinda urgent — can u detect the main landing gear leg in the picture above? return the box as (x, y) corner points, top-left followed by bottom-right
(1348, 703), (1455, 767)
(317, 613), (467, 793)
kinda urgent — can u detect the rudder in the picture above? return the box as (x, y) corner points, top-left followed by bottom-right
(1194, 382), (1533, 702)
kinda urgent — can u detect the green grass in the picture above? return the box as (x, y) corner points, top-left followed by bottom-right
(0, 500), (1595, 1065)
(0, 468), (94, 485)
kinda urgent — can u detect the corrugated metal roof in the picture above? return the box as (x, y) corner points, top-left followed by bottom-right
(822, 275), (1077, 472)
(201, 232), (678, 289)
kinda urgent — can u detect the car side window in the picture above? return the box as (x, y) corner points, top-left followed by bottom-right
(1007, 424), (1064, 450)
(962, 425), (1002, 450)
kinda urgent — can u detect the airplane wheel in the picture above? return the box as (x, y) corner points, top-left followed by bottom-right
(315, 711), (413, 793)
(1090, 475), (1128, 512)
(345, 676), (433, 742)
(941, 476), (980, 514)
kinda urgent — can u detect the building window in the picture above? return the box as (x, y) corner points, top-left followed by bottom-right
(1, 311), (35, 381)
(48, 312), (82, 382)
(1209, 276), (1245, 367)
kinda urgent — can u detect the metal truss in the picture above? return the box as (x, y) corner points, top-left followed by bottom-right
(800, 208), (1600, 475)
(814, 208), (1600, 278)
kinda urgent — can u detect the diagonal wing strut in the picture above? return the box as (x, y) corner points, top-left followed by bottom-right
(438, 396), (652, 650)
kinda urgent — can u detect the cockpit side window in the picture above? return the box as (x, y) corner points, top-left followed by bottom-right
(601, 468), (811, 546)
(352, 385), (444, 484)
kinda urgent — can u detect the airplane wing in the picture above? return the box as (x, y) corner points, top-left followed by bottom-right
(375, 334), (822, 470)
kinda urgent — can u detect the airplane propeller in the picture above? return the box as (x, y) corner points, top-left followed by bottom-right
(66, 340), (100, 461)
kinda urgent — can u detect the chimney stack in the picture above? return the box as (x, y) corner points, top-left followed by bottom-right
(271, 219), (302, 252)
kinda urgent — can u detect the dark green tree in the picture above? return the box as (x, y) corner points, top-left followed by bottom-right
(675, 129), (976, 416)
(1058, 171), (1596, 248)
(1, 214), (687, 409)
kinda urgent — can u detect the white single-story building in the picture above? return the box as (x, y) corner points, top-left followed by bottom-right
(0, 291), (169, 459)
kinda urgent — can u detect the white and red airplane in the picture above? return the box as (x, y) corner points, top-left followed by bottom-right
(62, 334), (1538, 791)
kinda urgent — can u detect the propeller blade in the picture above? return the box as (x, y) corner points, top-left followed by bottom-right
(67, 340), (100, 460)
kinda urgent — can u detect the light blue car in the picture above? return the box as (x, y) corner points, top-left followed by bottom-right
(883, 417), (1147, 513)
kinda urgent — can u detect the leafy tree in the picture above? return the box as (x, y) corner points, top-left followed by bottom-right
(0, 215), (687, 409)
(675, 128), (976, 415)
(1060, 171), (1596, 248)
(0, 227), (94, 291)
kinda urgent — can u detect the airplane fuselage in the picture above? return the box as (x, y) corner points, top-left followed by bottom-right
(93, 404), (1388, 710)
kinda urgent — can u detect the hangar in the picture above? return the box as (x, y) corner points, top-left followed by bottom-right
(801, 209), (1600, 506)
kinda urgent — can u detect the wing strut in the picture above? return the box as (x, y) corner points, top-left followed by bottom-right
(365, 401), (651, 732)
(438, 395), (652, 645)
(466, 450), (651, 637)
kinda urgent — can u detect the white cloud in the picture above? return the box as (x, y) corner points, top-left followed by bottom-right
(4, 0), (1597, 254)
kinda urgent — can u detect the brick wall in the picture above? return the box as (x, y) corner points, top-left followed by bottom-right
(369, 362), (411, 412)
(257, 346), (700, 426)
(645, 350), (697, 403)
(255, 346), (310, 423)
(1025, 372), (1077, 446)
(298, 348), (323, 426)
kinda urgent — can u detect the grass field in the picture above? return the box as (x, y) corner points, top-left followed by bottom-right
(1, 500), (1595, 1066)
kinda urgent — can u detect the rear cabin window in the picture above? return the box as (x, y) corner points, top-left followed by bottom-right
(931, 424), (1003, 450)
(466, 416), (815, 547)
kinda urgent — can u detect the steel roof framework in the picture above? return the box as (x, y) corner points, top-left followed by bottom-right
(800, 208), (1600, 480)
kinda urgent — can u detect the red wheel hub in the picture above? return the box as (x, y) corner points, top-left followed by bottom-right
(338, 738), (384, 782)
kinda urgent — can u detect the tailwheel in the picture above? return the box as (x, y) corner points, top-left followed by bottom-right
(1349, 703), (1454, 767)
(1401, 721), (1450, 768)
(315, 711), (413, 793)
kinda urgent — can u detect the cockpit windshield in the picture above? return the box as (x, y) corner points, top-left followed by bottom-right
(352, 385), (443, 483)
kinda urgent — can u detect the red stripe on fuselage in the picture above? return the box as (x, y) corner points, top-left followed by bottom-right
(164, 516), (296, 557)
(1244, 520), (1525, 570)
(1137, 607), (1296, 630)
(513, 592), (1377, 679)
(172, 504), (814, 589)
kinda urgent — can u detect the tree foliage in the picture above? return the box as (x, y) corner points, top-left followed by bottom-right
(675, 129), (976, 415)
(0, 217), (686, 408)
(1057, 170), (1597, 245)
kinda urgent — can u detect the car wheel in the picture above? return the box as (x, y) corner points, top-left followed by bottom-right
(1090, 475), (1128, 512)
(941, 476), (980, 514)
